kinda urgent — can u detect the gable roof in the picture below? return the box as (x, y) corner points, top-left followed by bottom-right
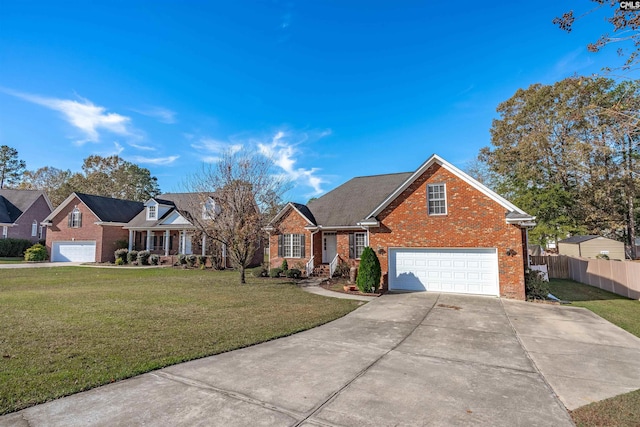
(306, 172), (412, 227)
(0, 189), (52, 224)
(126, 193), (211, 229)
(44, 192), (143, 223)
(558, 235), (601, 244)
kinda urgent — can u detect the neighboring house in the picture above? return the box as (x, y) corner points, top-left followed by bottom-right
(43, 193), (143, 262)
(124, 193), (261, 267)
(265, 154), (536, 299)
(558, 235), (625, 260)
(0, 189), (53, 243)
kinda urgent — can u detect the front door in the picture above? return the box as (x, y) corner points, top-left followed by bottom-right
(322, 232), (337, 263)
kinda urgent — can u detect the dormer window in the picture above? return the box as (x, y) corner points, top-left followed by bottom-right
(68, 207), (82, 228)
(147, 204), (157, 220)
(202, 199), (216, 220)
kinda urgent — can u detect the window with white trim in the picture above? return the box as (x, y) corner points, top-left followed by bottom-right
(147, 204), (157, 220)
(39, 225), (44, 240)
(32, 220), (38, 237)
(349, 232), (368, 259)
(2, 226), (7, 238)
(427, 183), (447, 215)
(68, 207), (82, 228)
(278, 233), (305, 258)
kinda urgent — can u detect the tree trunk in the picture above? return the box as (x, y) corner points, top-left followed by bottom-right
(240, 265), (246, 284)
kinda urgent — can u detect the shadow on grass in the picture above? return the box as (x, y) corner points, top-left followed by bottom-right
(549, 279), (629, 302)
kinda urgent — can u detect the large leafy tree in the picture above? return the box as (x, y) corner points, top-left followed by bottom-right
(481, 76), (640, 256)
(186, 150), (289, 284)
(19, 166), (74, 207)
(0, 145), (26, 189)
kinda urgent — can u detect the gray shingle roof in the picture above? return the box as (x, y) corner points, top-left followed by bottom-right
(126, 193), (209, 228)
(306, 172), (413, 226)
(558, 235), (600, 244)
(0, 189), (48, 223)
(75, 193), (143, 223)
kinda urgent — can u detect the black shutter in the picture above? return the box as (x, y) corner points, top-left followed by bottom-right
(68, 213), (72, 227)
(300, 235), (305, 258)
(349, 233), (355, 259)
(278, 235), (284, 257)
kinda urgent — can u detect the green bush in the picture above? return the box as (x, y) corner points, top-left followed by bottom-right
(177, 254), (187, 265)
(114, 248), (128, 264)
(281, 259), (288, 271)
(127, 250), (139, 264)
(137, 250), (151, 265)
(24, 244), (47, 261)
(186, 255), (197, 268)
(115, 258), (125, 266)
(596, 253), (610, 260)
(525, 269), (550, 300)
(269, 267), (282, 278)
(286, 268), (302, 279)
(356, 247), (381, 293)
(197, 255), (207, 268)
(150, 254), (160, 265)
(0, 238), (32, 257)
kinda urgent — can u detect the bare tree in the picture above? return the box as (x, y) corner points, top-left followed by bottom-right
(185, 150), (289, 284)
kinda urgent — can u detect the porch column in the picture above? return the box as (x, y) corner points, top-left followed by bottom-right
(202, 235), (206, 256)
(164, 230), (170, 256)
(146, 230), (152, 251)
(181, 230), (186, 254)
(128, 230), (133, 251)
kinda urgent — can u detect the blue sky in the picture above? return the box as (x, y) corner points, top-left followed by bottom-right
(0, 1), (632, 202)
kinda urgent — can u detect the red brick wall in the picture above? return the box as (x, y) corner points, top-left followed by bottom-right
(269, 208), (312, 270)
(45, 196), (106, 262)
(369, 164), (526, 299)
(7, 195), (51, 243)
(100, 225), (129, 263)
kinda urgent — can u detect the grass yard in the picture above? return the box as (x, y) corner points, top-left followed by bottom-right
(0, 257), (24, 264)
(0, 267), (362, 415)
(548, 279), (640, 426)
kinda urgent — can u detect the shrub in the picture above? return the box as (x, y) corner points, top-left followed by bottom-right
(249, 264), (269, 277)
(177, 254), (187, 265)
(281, 259), (288, 271)
(114, 239), (128, 250)
(525, 269), (550, 300)
(596, 253), (610, 260)
(0, 238), (32, 257)
(115, 258), (125, 266)
(150, 254), (160, 265)
(186, 255), (197, 268)
(197, 255), (207, 268)
(356, 247), (381, 293)
(24, 243), (47, 261)
(269, 267), (282, 278)
(127, 250), (139, 264)
(286, 268), (302, 279)
(333, 261), (350, 278)
(114, 248), (128, 264)
(137, 250), (151, 265)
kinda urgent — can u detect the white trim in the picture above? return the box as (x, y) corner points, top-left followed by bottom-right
(2, 226), (7, 238)
(31, 220), (38, 237)
(427, 182), (447, 216)
(366, 154), (528, 220)
(44, 193), (101, 223)
(94, 222), (130, 226)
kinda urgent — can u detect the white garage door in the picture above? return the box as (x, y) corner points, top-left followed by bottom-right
(52, 241), (96, 262)
(389, 248), (498, 296)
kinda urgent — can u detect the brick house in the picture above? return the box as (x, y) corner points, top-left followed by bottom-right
(0, 189), (53, 243)
(265, 154), (536, 299)
(43, 193), (143, 262)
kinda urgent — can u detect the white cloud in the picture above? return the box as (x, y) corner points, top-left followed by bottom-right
(5, 89), (134, 145)
(257, 130), (328, 196)
(191, 137), (242, 161)
(129, 155), (179, 165)
(127, 142), (156, 151)
(131, 106), (177, 124)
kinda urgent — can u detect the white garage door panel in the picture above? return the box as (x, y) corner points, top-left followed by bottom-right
(52, 241), (96, 262)
(389, 248), (498, 296)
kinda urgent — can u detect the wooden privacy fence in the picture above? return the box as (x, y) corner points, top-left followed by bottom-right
(530, 255), (570, 279)
(530, 255), (640, 300)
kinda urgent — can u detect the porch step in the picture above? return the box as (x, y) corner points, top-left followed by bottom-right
(312, 264), (331, 277)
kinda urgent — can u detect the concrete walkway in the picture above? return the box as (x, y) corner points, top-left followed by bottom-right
(298, 278), (377, 302)
(3, 292), (640, 426)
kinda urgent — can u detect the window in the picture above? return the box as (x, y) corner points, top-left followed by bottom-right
(2, 226), (7, 239)
(32, 220), (38, 237)
(278, 233), (305, 258)
(427, 183), (447, 215)
(68, 207), (82, 228)
(349, 232), (368, 259)
(39, 225), (44, 240)
(147, 204), (157, 220)
(202, 199), (217, 220)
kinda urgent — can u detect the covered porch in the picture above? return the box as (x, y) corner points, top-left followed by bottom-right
(127, 228), (212, 256)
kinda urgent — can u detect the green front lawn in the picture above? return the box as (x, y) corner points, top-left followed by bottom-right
(0, 267), (361, 415)
(0, 257), (24, 264)
(548, 279), (640, 426)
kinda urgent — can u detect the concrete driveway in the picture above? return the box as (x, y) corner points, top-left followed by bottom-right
(3, 292), (640, 426)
